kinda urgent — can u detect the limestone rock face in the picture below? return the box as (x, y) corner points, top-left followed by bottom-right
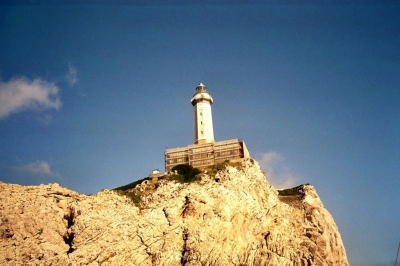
(0, 159), (349, 265)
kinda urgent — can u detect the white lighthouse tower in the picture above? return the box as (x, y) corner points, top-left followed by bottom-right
(191, 83), (215, 145)
(164, 82), (250, 171)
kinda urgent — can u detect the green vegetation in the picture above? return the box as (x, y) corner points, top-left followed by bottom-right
(112, 165), (201, 205)
(126, 192), (141, 205)
(277, 184), (309, 196)
(113, 161), (247, 205)
(171, 164), (201, 183)
(113, 177), (152, 206)
(114, 189), (142, 206)
(113, 177), (152, 191)
(204, 160), (243, 178)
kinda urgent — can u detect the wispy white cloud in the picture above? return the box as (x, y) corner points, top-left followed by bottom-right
(255, 151), (301, 189)
(0, 77), (62, 120)
(66, 63), (78, 86)
(14, 161), (60, 177)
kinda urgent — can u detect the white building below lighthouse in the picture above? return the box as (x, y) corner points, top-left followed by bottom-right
(165, 83), (250, 172)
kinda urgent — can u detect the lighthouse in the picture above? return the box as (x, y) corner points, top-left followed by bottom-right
(164, 83), (249, 172)
(191, 83), (215, 145)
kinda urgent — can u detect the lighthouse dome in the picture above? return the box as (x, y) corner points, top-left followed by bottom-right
(191, 83), (213, 106)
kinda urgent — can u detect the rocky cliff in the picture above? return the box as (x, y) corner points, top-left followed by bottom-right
(0, 159), (348, 265)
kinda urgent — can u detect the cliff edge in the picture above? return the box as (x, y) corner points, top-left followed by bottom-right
(0, 159), (348, 265)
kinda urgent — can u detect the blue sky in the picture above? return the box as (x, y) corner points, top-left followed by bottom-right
(0, 1), (399, 265)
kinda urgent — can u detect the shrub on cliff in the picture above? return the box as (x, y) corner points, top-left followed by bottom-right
(127, 192), (141, 205)
(278, 184), (310, 196)
(113, 177), (151, 191)
(204, 160), (243, 178)
(171, 164), (201, 183)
